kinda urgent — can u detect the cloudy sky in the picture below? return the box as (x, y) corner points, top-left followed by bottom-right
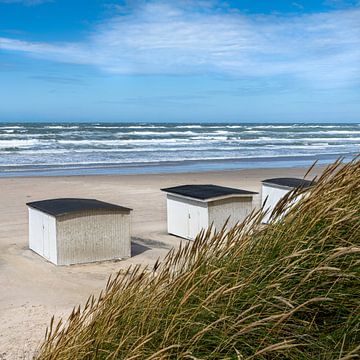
(0, 0), (359, 122)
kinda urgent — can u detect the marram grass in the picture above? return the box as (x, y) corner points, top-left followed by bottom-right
(36, 158), (360, 359)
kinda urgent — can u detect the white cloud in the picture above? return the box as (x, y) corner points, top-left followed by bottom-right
(0, 1), (359, 87)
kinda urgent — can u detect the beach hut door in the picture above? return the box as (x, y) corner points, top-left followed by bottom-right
(188, 206), (200, 240)
(42, 216), (50, 259)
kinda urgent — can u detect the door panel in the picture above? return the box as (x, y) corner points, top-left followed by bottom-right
(42, 216), (50, 259)
(188, 206), (200, 240)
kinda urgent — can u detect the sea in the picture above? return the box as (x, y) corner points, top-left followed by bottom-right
(0, 122), (359, 177)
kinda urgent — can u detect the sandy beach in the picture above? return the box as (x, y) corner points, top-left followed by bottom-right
(0, 166), (323, 359)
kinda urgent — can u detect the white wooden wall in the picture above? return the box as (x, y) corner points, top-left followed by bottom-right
(261, 184), (289, 223)
(208, 197), (253, 231)
(167, 195), (208, 240)
(56, 211), (131, 265)
(28, 208), (57, 264)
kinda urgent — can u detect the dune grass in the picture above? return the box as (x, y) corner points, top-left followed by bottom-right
(36, 158), (360, 359)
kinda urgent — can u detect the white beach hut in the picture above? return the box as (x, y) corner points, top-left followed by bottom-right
(27, 198), (132, 265)
(161, 184), (257, 240)
(261, 178), (314, 224)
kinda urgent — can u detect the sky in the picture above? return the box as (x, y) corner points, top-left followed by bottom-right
(0, 0), (359, 123)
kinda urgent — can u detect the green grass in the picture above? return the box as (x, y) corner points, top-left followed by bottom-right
(36, 158), (360, 359)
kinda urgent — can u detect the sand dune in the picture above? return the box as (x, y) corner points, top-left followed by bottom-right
(0, 166), (322, 359)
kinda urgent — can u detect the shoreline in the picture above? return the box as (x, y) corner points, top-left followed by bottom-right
(0, 165), (327, 358)
(0, 152), (348, 178)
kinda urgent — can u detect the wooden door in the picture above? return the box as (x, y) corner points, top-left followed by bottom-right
(42, 215), (50, 259)
(188, 205), (200, 240)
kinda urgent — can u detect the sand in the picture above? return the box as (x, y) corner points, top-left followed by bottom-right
(0, 166), (322, 359)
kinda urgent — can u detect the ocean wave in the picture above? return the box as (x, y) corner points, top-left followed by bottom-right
(1, 143), (347, 156)
(0, 139), (40, 148)
(93, 126), (131, 129)
(2, 129), (359, 141)
(115, 130), (209, 136)
(44, 125), (80, 129)
(0, 122), (359, 174)
(125, 125), (167, 129)
(0, 126), (24, 129)
(0, 151), (351, 170)
(174, 125), (203, 129)
(311, 130), (360, 135)
(1, 136), (359, 149)
(56, 138), (185, 145)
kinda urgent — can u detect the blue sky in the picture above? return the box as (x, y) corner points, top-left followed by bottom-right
(0, 0), (359, 123)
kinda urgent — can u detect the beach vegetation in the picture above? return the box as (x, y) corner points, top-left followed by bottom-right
(36, 157), (360, 359)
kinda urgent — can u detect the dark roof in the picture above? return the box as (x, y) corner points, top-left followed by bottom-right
(161, 184), (257, 201)
(262, 177), (314, 189)
(26, 198), (132, 217)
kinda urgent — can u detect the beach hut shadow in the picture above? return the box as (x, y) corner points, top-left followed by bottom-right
(131, 240), (151, 257)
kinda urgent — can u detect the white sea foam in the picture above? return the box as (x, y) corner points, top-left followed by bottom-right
(0, 150), (352, 170)
(0, 126), (24, 129)
(57, 138), (185, 145)
(0, 133), (48, 138)
(174, 125), (203, 128)
(0, 122), (359, 175)
(1, 135), (358, 149)
(93, 126), (127, 129)
(44, 125), (79, 129)
(117, 130), (206, 136)
(189, 136), (229, 141)
(313, 130), (360, 135)
(126, 125), (165, 129)
(0, 139), (39, 148)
